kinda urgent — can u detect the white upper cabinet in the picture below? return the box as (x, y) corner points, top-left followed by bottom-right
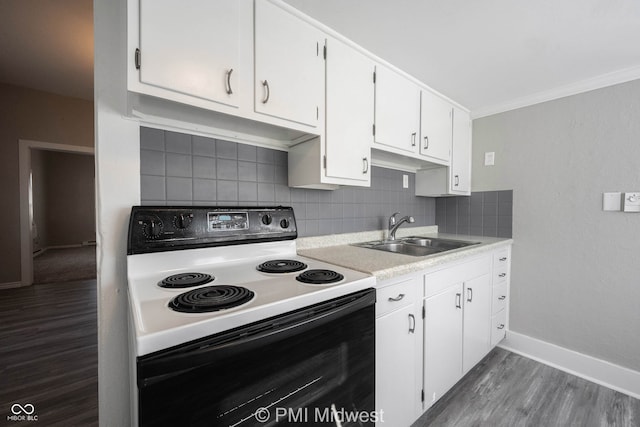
(254, 0), (324, 128)
(450, 107), (472, 194)
(325, 37), (374, 184)
(420, 90), (453, 164)
(137, 0), (242, 108)
(374, 65), (421, 155)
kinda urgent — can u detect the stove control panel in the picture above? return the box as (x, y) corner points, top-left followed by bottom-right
(128, 206), (297, 254)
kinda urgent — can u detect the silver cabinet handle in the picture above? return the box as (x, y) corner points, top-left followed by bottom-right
(363, 157), (369, 174)
(454, 175), (460, 187)
(225, 68), (233, 95)
(411, 132), (416, 147)
(455, 293), (461, 309)
(423, 135), (429, 150)
(498, 295), (506, 300)
(261, 80), (270, 104)
(497, 324), (505, 330)
(388, 293), (405, 302)
(467, 287), (473, 302)
(499, 273), (507, 278)
(499, 257), (507, 261)
(408, 314), (415, 334)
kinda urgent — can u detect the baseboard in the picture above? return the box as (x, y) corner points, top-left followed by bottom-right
(0, 281), (24, 290)
(499, 330), (640, 400)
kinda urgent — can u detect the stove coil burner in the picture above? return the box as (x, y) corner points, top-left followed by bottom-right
(257, 259), (307, 274)
(169, 285), (254, 313)
(296, 269), (344, 285)
(158, 272), (214, 289)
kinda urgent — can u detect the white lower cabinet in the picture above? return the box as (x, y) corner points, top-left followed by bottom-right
(374, 246), (511, 426)
(375, 274), (421, 427)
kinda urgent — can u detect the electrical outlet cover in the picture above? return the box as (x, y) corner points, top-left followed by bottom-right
(623, 192), (640, 212)
(602, 192), (622, 211)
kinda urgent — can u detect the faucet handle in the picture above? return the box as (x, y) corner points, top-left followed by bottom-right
(408, 216), (415, 223)
(389, 212), (400, 225)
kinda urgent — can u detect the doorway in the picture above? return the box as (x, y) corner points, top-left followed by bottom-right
(19, 139), (95, 286)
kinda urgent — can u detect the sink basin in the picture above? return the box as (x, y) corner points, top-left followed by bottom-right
(353, 236), (480, 257)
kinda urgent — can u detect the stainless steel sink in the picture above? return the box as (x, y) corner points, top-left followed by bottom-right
(353, 236), (480, 257)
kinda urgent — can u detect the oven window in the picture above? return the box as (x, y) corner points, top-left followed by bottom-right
(137, 289), (375, 426)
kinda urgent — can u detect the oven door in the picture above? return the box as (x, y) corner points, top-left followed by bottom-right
(137, 288), (376, 427)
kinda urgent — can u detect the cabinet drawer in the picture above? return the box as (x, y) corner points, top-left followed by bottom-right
(491, 310), (507, 347)
(493, 266), (509, 285)
(492, 282), (508, 315)
(376, 278), (417, 318)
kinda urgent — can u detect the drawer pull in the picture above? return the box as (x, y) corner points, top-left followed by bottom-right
(455, 293), (461, 309)
(388, 294), (405, 302)
(498, 296), (506, 300)
(497, 324), (505, 330)
(408, 314), (416, 334)
(499, 257), (507, 261)
(498, 273), (507, 278)
(467, 287), (473, 303)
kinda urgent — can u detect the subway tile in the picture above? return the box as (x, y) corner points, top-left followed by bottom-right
(257, 147), (275, 164)
(290, 188), (306, 203)
(305, 219), (319, 236)
(498, 215), (513, 230)
(498, 202), (513, 216)
(140, 127), (165, 151)
(165, 132), (192, 154)
(238, 161), (257, 181)
(342, 203), (355, 218)
(482, 223), (498, 237)
(306, 203), (320, 220)
(141, 175), (165, 200)
(167, 200), (193, 206)
(457, 223), (470, 235)
(483, 191), (498, 204)
(470, 191), (483, 205)
(469, 226), (483, 236)
(292, 203), (306, 220)
(193, 179), (217, 201)
(237, 143), (257, 162)
(483, 215), (498, 229)
(141, 200), (166, 206)
(193, 156), (216, 179)
(330, 188), (344, 203)
(192, 136), (216, 157)
(216, 140), (237, 159)
(305, 190), (320, 203)
(216, 158), (238, 180)
(319, 203), (332, 219)
(238, 181), (257, 201)
(257, 183), (275, 202)
(482, 203), (498, 216)
(217, 180), (238, 201)
(140, 150), (165, 176)
(497, 227), (512, 238)
(166, 177), (192, 200)
(274, 165), (288, 185)
(274, 150), (288, 165)
(295, 219), (306, 236)
(166, 153), (192, 177)
(318, 220), (332, 236)
(331, 219), (344, 234)
(470, 215), (483, 228)
(257, 163), (275, 183)
(331, 203), (343, 219)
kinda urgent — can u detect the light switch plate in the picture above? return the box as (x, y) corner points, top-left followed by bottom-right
(402, 174), (409, 189)
(623, 192), (640, 212)
(603, 192), (622, 211)
(484, 152), (495, 166)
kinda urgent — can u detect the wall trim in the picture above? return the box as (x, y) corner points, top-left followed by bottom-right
(472, 65), (640, 119)
(0, 281), (24, 290)
(499, 330), (640, 400)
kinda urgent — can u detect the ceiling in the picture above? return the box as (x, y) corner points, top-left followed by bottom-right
(2, 0), (639, 116)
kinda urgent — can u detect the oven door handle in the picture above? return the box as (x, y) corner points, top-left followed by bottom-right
(138, 289), (376, 388)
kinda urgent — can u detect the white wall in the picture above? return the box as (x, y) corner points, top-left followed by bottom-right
(472, 79), (640, 372)
(94, 0), (140, 425)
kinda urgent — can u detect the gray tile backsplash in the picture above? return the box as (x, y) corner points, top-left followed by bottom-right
(435, 190), (513, 238)
(140, 127), (436, 237)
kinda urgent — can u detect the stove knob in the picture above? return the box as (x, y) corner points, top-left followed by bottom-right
(142, 219), (164, 239)
(174, 213), (193, 229)
(261, 214), (273, 225)
(280, 218), (290, 229)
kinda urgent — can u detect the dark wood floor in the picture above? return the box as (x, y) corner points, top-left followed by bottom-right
(0, 280), (98, 426)
(414, 347), (640, 427)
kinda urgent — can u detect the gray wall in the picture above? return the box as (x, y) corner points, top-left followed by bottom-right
(472, 79), (640, 371)
(435, 190), (512, 237)
(140, 127), (436, 236)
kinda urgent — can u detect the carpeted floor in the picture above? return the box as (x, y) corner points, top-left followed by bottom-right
(33, 246), (97, 284)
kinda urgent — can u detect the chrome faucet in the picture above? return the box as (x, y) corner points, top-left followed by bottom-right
(388, 212), (415, 241)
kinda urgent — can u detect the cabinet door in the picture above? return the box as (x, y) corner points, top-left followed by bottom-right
(450, 107), (471, 194)
(325, 37), (374, 184)
(462, 273), (492, 373)
(374, 66), (421, 154)
(424, 285), (463, 408)
(376, 304), (418, 427)
(139, 0), (241, 107)
(420, 90), (452, 163)
(254, 0), (324, 127)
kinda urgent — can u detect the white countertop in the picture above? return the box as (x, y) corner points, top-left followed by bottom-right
(297, 227), (513, 281)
